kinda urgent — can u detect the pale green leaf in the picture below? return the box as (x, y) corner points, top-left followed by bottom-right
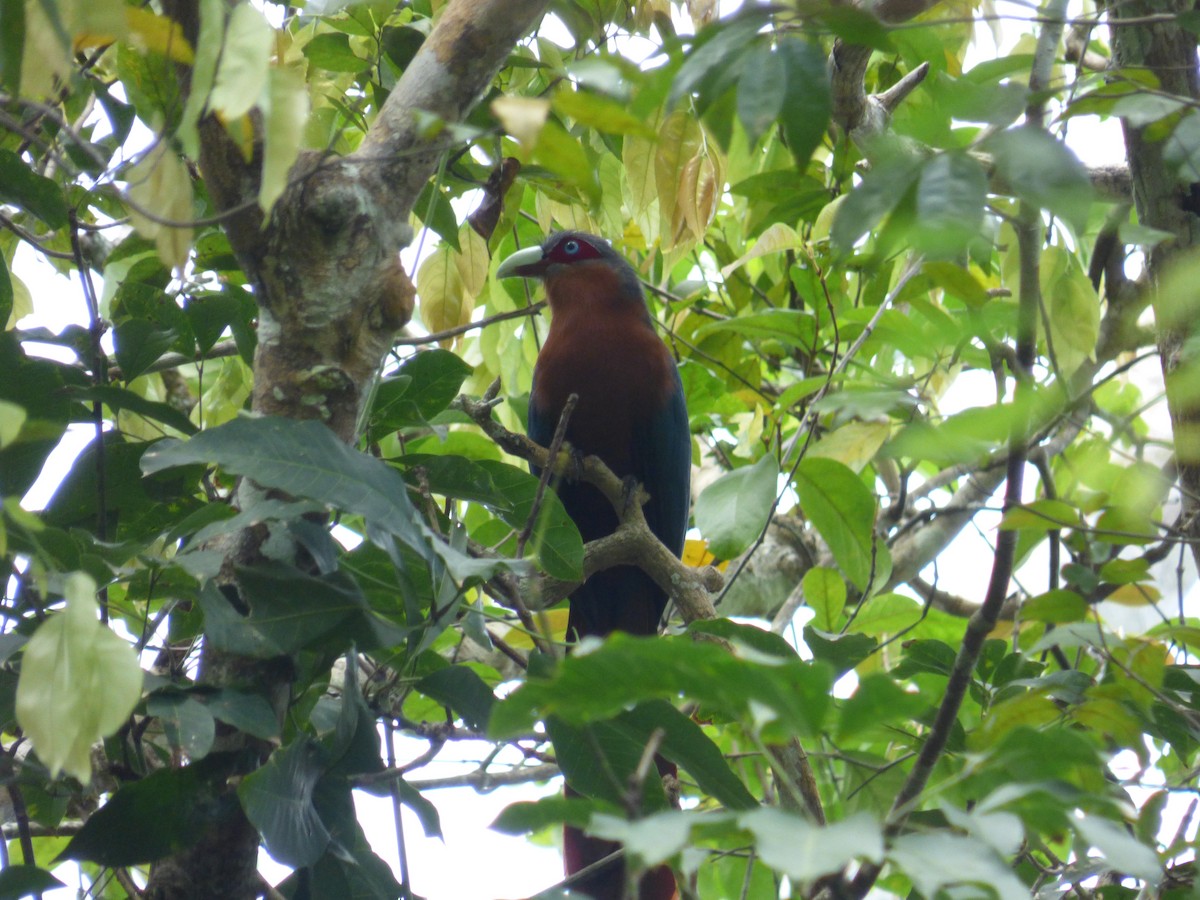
(694, 454), (779, 560)
(803, 567), (845, 631)
(720, 222), (799, 278)
(259, 64), (309, 212)
(209, 2), (273, 121)
(740, 809), (883, 882)
(16, 573), (144, 783)
(0, 399), (26, 449)
(794, 458), (877, 590)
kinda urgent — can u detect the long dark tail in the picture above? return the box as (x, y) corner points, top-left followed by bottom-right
(563, 568), (677, 899)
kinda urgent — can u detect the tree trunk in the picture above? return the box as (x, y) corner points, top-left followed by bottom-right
(1109, 2), (1200, 571)
(145, 2), (552, 896)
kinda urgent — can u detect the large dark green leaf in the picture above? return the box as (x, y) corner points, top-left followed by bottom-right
(736, 42), (786, 144)
(65, 385), (198, 435)
(612, 700), (757, 811)
(777, 37), (831, 169)
(491, 634), (832, 741)
(239, 738), (330, 868)
(475, 460), (584, 581)
(984, 126), (1093, 231)
(416, 665), (496, 732)
(113, 319), (179, 382)
(832, 152), (923, 252)
(0, 149), (68, 228)
(547, 715), (668, 810)
(141, 416), (427, 552)
(0, 253), (12, 330)
(198, 564), (407, 658)
(914, 152), (987, 258)
(0, 865), (63, 900)
(794, 457), (877, 591)
(61, 755), (244, 865)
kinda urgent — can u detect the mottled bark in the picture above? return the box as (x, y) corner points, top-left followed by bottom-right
(1110, 0), (1200, 570)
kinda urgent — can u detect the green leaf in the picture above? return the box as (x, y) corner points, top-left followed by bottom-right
(147, 693), (216, 759)
(475, 460), (583, 581)
(65, 385), (198, 435)
(0, 149), (68, 228)
(794, 458), (877, 591)
(491, 633), (832, 741)
(612, 700), (757, 811)
(198, 564), (406, 658)
(493, 795), (592, 835)
(416, 665), (496, 732)
(554, 88), (656, 138)
(804, 567), (846, 631)
(239, 738), (330, 868)
(837, 673), (927, 740)
(16, 573), (144, 783)
(113, 318), (179, 382)
(369, 349), (473, 438)
(548, 715), (668, 809)
(694, 454), (779, 560)
(889, 832), (1032, 900)
(736, 43), (786, 144)
(687, 619), (799, 660)
(693, 309), (816, 348)
(303, 33), (367, 72)
(914, 152), (987, 258)
(985, 126), (1092, 231)
(0, 0), (24, 93)
(999, 498), (1081, 531)
(142, 417), (428, 553)
(260, 64), (309, 212)
(1022, 589), (1088, 623)
(200, 689), (281, 740)
(412, 182), (461, 251)
(0, 865), (64, 899)
(0, 251), (12, 329)
(847, 592), (922, 636)
(777, 37), (831, 169)
(1073, 813), (1163, 884)
(61, 755), (243, 865)
(803, 627), (877, 676)
(741, 809), (884, 881)
(832, 152), (922, 251)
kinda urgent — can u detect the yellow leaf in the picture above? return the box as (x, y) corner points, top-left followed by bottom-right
(1105, 583), (1162, 606)
(16, 573), (143, 784)
(259, 64), (309, 212)
(656, 111), (703, 249)
(681, 538), (729, 570)
(455, 226), (490, 300)
(418, 246), (470, 340)
(720, 222), (800, 279)
(502, 608), (570, 648)
(623, 128), (658, 245)
(491, 96), (550, 151)
(810, 421), (891, 473)
(105, 7), (192, 63)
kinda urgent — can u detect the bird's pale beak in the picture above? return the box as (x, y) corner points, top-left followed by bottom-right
(495, 245), (546, 279)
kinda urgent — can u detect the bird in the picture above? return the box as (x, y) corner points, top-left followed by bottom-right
(497, 231), (690, 900)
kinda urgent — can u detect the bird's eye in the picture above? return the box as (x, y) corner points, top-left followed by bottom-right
(563, 239), (580, 255)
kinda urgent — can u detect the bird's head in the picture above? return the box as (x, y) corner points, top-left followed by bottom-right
(496, 231), (645, 313)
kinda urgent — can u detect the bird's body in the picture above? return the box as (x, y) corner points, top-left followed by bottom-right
(497, 231), (690, 900)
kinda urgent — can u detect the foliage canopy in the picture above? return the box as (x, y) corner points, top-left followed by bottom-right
(2, 0), (1200, 897)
